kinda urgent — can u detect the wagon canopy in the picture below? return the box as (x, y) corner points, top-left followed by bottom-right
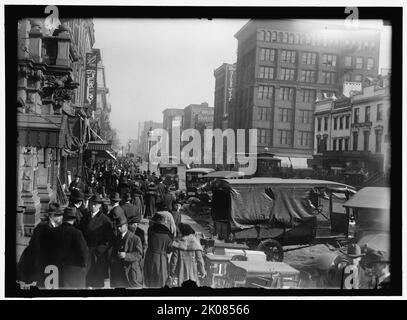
(211, 178), (353, 231)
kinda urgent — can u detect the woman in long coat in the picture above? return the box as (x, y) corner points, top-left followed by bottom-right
(143, 213), (173, 288)
(169, 223), (206, 287)
(144, 183), (157, 218)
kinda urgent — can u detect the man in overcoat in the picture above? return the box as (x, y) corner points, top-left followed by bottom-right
(51, 207), (88, 289)
(109, 216), (143, 288)
(79, 193), (115, 288)
(109, 192), (126, 222)
(120, 193), (137, 220)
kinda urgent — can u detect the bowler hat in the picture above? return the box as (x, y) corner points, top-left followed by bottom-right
(128, 215), (141, 224)
(340, 243), (365, 258)
(64, 207), (78, 220)
(114, 215), (128, 227)
(109, 192), (121, 202)
(366, 250), (390, 267)
(90, 193), (104, 204)
(71, 189), (84, 201)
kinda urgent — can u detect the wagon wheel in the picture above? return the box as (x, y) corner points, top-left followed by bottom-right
(257, 239), (284, 262)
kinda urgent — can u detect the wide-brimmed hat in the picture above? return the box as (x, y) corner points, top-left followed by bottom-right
(109, 192), (121, 202)
(114, 215), (128, 227)
(90, 193), (105, 204)
(365, 250), (390, 267)
(128, 215), (141, 224)
(63, 207), (78, 220)
(70, 189), (84, 201)
(340, 243), (365, 258)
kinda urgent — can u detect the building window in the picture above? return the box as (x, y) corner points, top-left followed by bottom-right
(278, 129), (291, 145)
(280, 87), (295, 101)
(375, 130), (382, 153)
(260, 48), (275, 61)
(345, 115), (350, 129)
(333, 139), (337, 151)
(367, 58), (374, 70)
(259, 30), (265, 41)
(300, 70), (316, 83)
(265, 31), (271, 42)
(279, 108), (292, 122)
(282, 32), (288, 43)
(344, 73), (352, 82)
(333, 117), (338, 130)
(377, 104), (383, 121)
(356, 57), (363, 69)
(258, 85), (274, 100)
(345, 56), (352, 67)
(305, 34), (311, 45)
(324, 117), (328, 131)
(321, 71), (336, 84)
(280, 68), (295, 81)
(317, 118), (322, 131)
(288, 33), (294, 44)
(365, 106), (370, 122)
(339, 116), (344, 130)
(281, 50), (296, 63)
(258, 107), (272, 121)
(344, 138), (349, 151)
(354, 74), (363, 82)
(258, 128), (272, 145)
(259, 66), (274, 79)
(294, 33), (300, 44)
(300, 89), (315, 103)
(338, 138), (343, 151)
(302, 52), (317, 65)
(298, 131), (313, 146)
(299, 110), (312, 124)
(354, 108), (359, 123)
(271, 31), (277, 41)
(363, 131), (370, 151)
(352, 132), (358, 151)
(322, 54), (337, 67)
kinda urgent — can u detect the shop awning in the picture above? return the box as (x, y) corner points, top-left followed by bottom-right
(274, 157), (310, 169)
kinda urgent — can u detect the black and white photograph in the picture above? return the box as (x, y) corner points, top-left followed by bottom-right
(3, 2), (403, 300)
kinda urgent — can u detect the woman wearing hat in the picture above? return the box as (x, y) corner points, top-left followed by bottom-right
(143, 213), (173, 288)
(169, 223), (206, 287)
(144, 182), (158, 219)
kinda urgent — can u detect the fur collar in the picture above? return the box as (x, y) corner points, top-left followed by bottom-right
(172, 234), (203, 251)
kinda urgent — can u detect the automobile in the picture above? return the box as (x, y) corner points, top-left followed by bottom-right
(185, 168), (215, 197)
(204, 177), (356, 261)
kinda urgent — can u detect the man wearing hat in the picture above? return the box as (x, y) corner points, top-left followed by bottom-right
(109, 215), (143, 288)
(339, 244), (369, 289)
(50, 207), (88, 289)
(79, 193), (115, 288)
(120, 193), (138, 221)
(365, 249), (390, 289)
(108, 192), (126, 225)
(69, 173), (86, 193)
(69, 189), (85, 225)
(17, 202), (63, 287)
(128, 216), (146, 257)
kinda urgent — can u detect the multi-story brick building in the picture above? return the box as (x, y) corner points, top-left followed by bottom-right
(182, 102), (214, 131)
(231, 19), (381, 159)
(213, 63), (236, 130)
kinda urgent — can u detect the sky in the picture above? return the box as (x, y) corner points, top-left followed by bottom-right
(93, 19), (391, 146)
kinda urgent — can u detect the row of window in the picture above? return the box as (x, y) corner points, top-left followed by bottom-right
(257, 129), (312, 146)
(317, 115), (351, 132)
(259, 66), (336, 84)
(257, 107), (312, 123)
(352, 130), (383, 153)
(257, 86), (315, 103)
(354, 104), (383, 123)
(259, 48), (375, 71)
(257, 29), (378, 51)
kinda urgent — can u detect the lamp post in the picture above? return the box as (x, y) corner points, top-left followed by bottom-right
(147, 126), (153, 173)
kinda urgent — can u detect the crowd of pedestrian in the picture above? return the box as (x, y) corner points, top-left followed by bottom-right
(17, 158), (206, 289)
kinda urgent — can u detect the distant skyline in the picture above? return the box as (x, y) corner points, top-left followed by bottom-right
(93, 19), (391, 146)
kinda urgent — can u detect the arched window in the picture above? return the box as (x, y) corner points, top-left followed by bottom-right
(265, 31), (271, 42)
(288, 33), (294, 44)
(283, 32), (288, 43)
(279, 32), (284, 42)
(271, 31), (277, 41)
(259, 30), (265, 41)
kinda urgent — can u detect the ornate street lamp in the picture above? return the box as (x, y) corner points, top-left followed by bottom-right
(147, 126), (153, 172)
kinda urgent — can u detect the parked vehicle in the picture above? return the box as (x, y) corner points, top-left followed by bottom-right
(157, 161), (186, 191)
(205, 178), (356, 261)
(185, 168), (215, 197)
